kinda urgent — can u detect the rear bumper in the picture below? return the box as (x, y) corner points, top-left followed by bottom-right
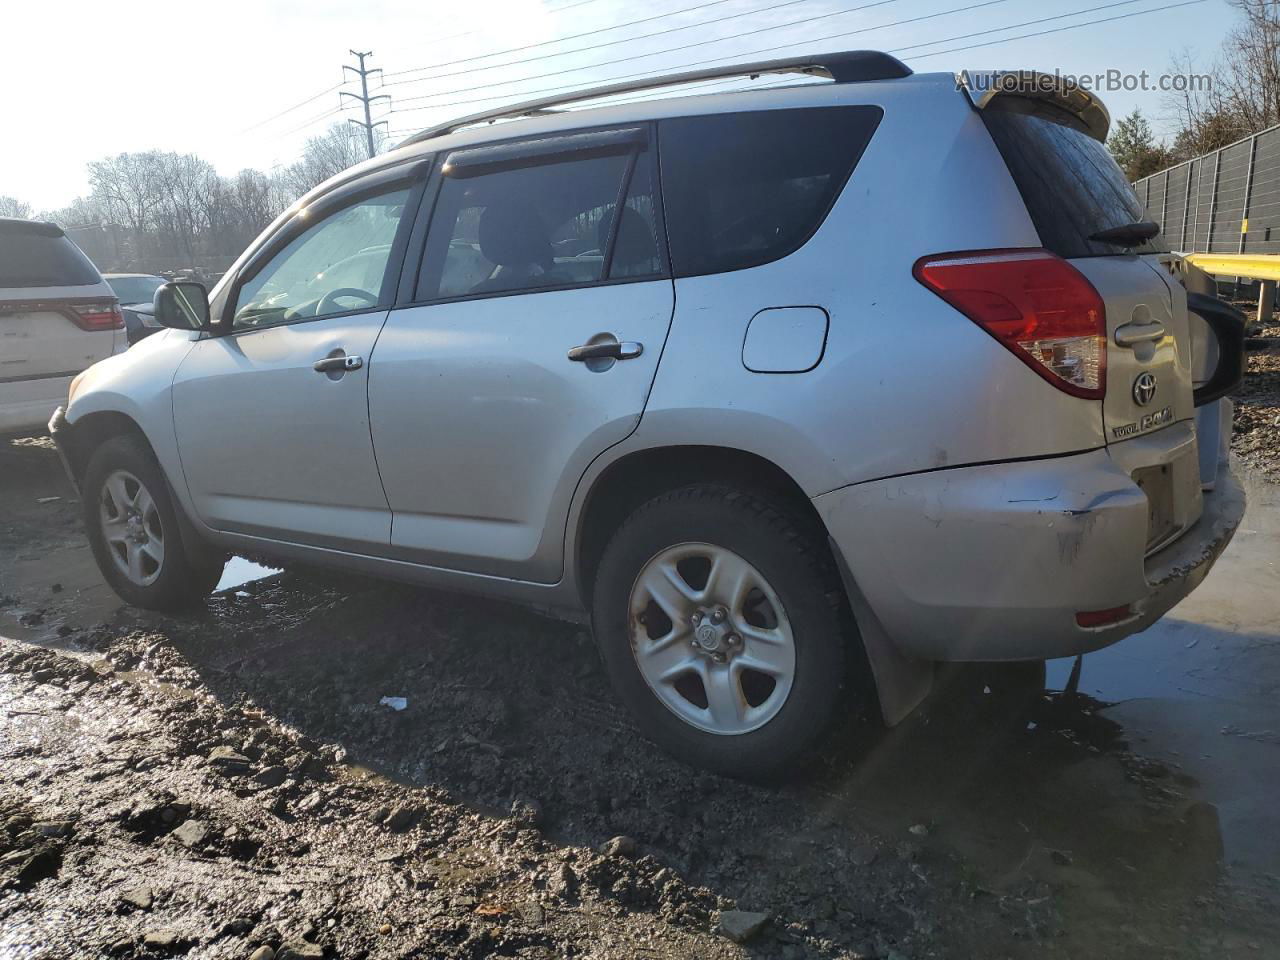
(816, 436), (1245, 662)
(0, 376), (74, 436)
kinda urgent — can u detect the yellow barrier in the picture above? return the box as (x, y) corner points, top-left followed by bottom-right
(1182, 252), (1280, 282)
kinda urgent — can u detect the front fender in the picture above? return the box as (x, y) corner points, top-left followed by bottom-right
(63, 330), (200, 516)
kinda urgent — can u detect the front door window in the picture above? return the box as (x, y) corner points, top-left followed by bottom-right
(232, 189), (410, 330)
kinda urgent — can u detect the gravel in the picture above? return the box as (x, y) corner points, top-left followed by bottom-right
(1231, 307), (1280, 480)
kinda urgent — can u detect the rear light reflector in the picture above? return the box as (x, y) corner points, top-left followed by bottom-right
(1075, 605), (1132, 628)
(913, 249), (1106, 399)
(69, 301), (123, 331)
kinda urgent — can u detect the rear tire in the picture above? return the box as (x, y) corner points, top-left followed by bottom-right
(82, 435), (224, 612)
(592, 484), (855, 779)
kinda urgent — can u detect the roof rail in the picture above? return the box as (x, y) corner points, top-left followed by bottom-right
(398, 50), (911, 147)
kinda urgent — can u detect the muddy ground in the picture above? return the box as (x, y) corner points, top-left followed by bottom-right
(3, 351), (1280, 959)
(1234, 310), (1280, 482)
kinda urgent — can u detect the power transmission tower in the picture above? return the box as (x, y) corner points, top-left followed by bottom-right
(342, 50), (390, 159)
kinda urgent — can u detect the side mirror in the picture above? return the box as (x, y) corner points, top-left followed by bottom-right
(153, 281), (211, 331)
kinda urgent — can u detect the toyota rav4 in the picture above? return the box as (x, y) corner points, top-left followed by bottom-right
(51, 52), (1247, 776)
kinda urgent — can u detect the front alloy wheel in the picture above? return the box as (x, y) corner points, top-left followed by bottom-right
(99, 469), (165, 586)
(82, 434), (225, 611)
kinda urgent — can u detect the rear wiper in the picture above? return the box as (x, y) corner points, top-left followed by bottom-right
(1089, 220), (1161, 248)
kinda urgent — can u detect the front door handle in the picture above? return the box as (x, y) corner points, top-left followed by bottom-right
(567, 341), (643, 362)
(313, 354), (363, 373)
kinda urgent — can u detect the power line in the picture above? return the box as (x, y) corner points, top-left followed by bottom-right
(385, 0), (1195, 120)
(239, 0), (610, 138)
(382, 0), (831, 91)
(384, 0), (1004, 114)
(382, 0), (749, 82)
(390, 0), (613, 65)
(273, 105), (347, 140)
(388, 0), (946, 107)
(890, 0), (1166, 54)
(908, 0), (1205, 58)
(242, 82), (345, 132)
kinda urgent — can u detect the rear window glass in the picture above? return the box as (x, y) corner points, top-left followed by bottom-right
(0, 231), (102, 287)
(982, 103), (1168, 258)
(658, 106), (882, 278)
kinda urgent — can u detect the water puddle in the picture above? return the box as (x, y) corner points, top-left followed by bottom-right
(216, 556), (282, 593)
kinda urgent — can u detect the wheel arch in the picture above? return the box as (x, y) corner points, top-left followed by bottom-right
(573, 443), (936, 726)
(574, 444), (830, 606)
(60, 410), (151, 485)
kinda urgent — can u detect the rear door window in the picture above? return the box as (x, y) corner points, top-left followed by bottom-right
(416, 134), (664, 301)
(982, 102), (1168, 258)
(657, 106), (882, 278)
(0, 227), (102, 287)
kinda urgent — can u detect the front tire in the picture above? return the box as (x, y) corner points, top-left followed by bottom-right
(592, 485), (855, 778)
(82, 435), (224, 612)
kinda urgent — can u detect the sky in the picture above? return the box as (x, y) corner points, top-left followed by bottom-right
(5, 0), (1238, 212)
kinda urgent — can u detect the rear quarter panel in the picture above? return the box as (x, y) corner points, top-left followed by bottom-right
(632, 75), (1105, 496)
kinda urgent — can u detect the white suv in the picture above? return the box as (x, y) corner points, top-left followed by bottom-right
(51, 53), (1246, 776)
(1, 219), (123, 435)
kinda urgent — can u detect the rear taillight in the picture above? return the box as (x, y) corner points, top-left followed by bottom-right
(913, 249), (1106, 399)
(69, 301), (123, 331)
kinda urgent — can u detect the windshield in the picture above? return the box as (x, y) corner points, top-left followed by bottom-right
(106, 275), (165, 305)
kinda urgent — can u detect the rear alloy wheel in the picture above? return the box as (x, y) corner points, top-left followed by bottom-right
(629, 542), (796, 736)
(83, 435), (225, 611)
(593, 485), (853, 778)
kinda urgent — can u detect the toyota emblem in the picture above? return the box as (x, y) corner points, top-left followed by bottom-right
(1132, 372), (1157, 406)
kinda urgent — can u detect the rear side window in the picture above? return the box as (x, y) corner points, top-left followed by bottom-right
(0, 229), (101, 287)
(982, 102), (1168, 258)
(658, 106), (882, 278)
(417, 138), (663, 301)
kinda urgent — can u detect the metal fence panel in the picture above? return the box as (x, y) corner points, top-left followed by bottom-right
(1211, 141), (1250, 251)
(1165, 164), (1190, 248)
(1245, 127), (1280, 253)
(1134, 123), (1280, 254)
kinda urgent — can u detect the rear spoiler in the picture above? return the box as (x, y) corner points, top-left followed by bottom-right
(0, 217), (64, 238)
(957, 70), (1111, 142)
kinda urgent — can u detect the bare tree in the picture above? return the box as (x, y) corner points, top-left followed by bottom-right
(0, 195), (32, 219)
(1166, 3), (1280, 157)
(283, 123), (388, 197)
(37, 119), (385, 272)
(88, 152), (161, 238)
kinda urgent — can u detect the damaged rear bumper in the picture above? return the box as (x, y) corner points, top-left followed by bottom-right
(816, 434), (1245, 662)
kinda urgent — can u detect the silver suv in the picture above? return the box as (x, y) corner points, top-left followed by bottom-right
(52, 53), (1246, 776)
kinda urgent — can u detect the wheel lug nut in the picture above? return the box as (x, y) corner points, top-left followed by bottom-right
(727, 634), (740, 647)
(712, 653), (727, 663)
(711, 608), (726, 623)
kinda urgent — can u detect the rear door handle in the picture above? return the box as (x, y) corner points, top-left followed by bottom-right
(1114, 320), (1166, 347)
(567, 341), (643, 362)
(313, 355), (363, 373)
